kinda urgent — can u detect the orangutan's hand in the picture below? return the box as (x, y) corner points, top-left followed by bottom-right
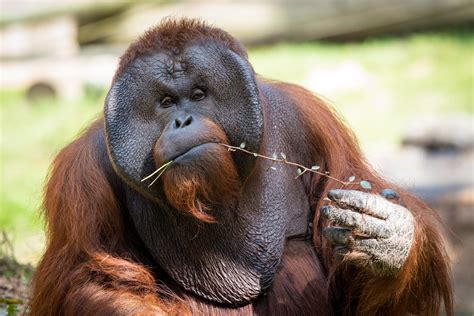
(321, 189), (414, 276)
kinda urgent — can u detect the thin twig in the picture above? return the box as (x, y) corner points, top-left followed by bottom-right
(147, 163), (173, 188)
(141, 160), (174, 182)
(141, 160), (174, 187)
(218, 143), (349, 185)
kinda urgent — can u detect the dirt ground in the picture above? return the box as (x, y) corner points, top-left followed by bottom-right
(0, 234), (32, 315)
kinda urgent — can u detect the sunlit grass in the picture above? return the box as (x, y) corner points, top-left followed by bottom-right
(1, 28), (472, 263)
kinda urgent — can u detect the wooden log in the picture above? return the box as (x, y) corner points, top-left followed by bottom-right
(77, 0), (474, 45)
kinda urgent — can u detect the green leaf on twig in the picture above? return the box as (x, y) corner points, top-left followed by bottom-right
(360, 180), (372, 189)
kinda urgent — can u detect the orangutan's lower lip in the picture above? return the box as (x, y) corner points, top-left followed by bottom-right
(172, 142), (218, 162)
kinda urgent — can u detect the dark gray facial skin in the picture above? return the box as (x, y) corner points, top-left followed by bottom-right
(104, 43), (312, 305)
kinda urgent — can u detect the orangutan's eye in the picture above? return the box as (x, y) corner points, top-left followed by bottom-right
(191, 88), (206, 101)
(161, 96), (175, 108)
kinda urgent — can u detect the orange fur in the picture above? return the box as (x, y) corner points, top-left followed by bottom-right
(30, 121), (182, 315)
(162, 145), (240, 223)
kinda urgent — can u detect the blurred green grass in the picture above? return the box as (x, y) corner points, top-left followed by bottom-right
(1, 28), (472, 263)
(1, 91), (104, 262)
(250, 28), (473, 146)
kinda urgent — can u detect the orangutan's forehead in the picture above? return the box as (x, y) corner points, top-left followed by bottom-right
(130, 45), (219, 82)
(146, 53), (187, 78)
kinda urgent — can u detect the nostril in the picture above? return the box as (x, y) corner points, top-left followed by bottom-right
(183, 115), (193, 127)
(173, 115), (193, 129)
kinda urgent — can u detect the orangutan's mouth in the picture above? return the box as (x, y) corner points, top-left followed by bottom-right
(172, 142), (219, 162)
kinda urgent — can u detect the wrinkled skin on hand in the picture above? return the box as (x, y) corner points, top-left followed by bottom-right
(321, 189), (414, 276)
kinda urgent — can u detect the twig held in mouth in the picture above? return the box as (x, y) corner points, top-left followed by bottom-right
(218, 143), (348, 185)
(141, 160), (174, 187)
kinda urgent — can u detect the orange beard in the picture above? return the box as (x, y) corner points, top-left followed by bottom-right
(162, 144), (240, 222)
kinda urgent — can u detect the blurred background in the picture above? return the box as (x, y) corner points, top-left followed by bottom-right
(0, 0), (472, 314)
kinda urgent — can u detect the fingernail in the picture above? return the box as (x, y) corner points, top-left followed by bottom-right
(327, 189), (342, 201)
(320, 205), (330, 217)
(381, 189), (400, 201)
